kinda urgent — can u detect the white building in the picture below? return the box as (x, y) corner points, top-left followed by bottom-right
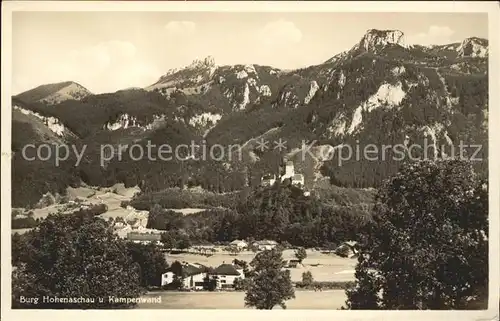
(291, 174), (305, 186)
(161, 263), (208, 290)
(281, 161), (295, 181)
(161, 271), (175, 286)
(252, 240), (278, 251)
(213, 263), (245, 290)
(230, 239), (248, 249)
(281, 161), (304, 186)
(261, 161), (304, 187)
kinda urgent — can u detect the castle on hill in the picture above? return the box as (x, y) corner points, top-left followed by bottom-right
(261, 160), (304, 187)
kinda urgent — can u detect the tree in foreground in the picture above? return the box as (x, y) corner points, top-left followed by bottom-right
(244, 248), (295, 309)
(12, 210), (142, 309)
(344, 160), (488, 309)
(294, 247), (307, 263)
(127, 242), (168, 288)
(169, 261), (185, 290)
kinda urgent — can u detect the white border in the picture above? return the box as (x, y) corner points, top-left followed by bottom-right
(1, 2), (499, 321)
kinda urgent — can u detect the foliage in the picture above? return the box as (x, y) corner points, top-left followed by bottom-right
(130, 188), (239, 211)
(86, 203), (108, 216)
(233, 258), (252, 278)
(146, 184), (372, 248)
(126, 242), (168, 288)
(12, 233), (29, 266)
(169, 261), (185, 290)
(169, 261), (182, 276)
(335, 245), (351, 258)
(12, 216), (40, 229)
(160, 230), (191, 251)
(234, 277), (252, 291)
(146, 204), (184, 230)
(301, 271), (314, 286)
(203, 274), (217, 291)
(344, 160), (488, 310)
(244, 249), (295, 309)
(295, 247), (307, 263)
(11, 210), (142, 309)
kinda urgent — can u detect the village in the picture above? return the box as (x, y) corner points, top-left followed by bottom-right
(11, 158), (359, 295)
(125, 234), (358, 292)
(118, 160), (355, 292)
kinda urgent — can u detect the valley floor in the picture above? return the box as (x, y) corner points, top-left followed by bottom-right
(166, 249), (357, 283)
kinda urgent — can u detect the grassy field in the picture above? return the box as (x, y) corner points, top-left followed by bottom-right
(138, 290), (347, 309)
(165, 249), (356, 283)
(12, 184), (144, 235)
(166, 208), (207, 215)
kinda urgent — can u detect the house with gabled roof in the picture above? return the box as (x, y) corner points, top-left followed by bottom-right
(212, 263), (245, 289)
(229, 239), (248, 249)
(252, 240), (278, 251)
(161, 262), (208, 290)
(335, 241), (359, 258)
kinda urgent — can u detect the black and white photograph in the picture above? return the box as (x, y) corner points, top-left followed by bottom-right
(1, 1), (499, 319)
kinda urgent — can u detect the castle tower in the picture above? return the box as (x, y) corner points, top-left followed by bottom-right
(281, 160), (295, 181)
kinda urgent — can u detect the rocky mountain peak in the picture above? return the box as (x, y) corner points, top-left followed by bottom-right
(187, 55), (216, 70)
(324, 29), (407, 64)
(457, 37), (488, 58)
(358, 29), (406, 51)
(148, 56), (218, 91)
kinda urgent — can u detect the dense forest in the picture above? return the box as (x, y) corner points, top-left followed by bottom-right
(142, 182), (373, 248)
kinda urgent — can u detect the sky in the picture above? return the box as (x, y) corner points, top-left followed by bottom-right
(12, 11), (488, 95)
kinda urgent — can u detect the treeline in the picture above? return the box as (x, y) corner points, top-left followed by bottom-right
(11, 152), (81, 208)
(12, 203), (108, 230)
(12, 215), (39, 229)
(129, 188), (239, 210)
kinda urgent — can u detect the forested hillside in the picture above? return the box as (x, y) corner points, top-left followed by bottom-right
(11, 29), (488, 207)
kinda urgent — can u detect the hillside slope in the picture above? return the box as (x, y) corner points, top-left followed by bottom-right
(11, 29), (488, 207)
(15, 81), (92, 104)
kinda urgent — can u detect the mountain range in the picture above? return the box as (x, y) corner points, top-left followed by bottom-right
(11, 29), (489, 207)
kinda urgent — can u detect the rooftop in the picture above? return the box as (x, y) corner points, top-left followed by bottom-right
(213, 264), (241, 276)
(166, 263), (207, 277)
(127, 233), (161, 241)
(230, 239), (247, 244)
(183, 264), (205, 277)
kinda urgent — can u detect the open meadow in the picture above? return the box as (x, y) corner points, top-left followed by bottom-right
(165, 249), (357, 282)
(138, 290), (348, 309)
